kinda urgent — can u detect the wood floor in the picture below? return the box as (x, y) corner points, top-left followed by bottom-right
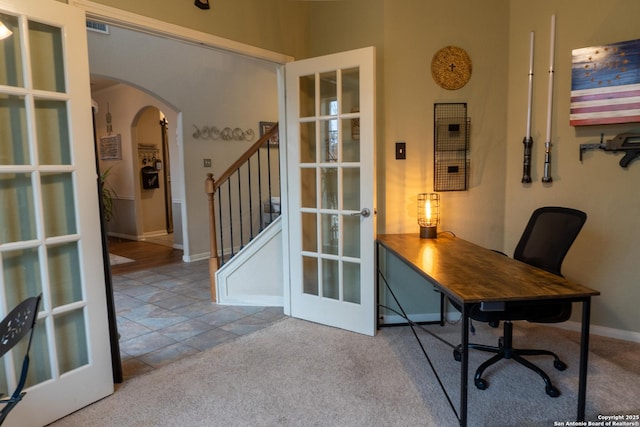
(108, 237), (183, 275)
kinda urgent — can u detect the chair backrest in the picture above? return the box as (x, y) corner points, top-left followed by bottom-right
(514, 207), (587, 276)
(0, 295), (41, 359)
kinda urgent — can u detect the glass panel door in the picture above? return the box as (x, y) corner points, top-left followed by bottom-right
(0, 1), (113, 426)
(286, 47), (376, 336)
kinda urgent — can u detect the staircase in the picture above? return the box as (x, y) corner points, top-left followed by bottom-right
(205, 123), (283, 304)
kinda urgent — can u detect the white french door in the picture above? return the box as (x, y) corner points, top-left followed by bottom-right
(285, 47), (376, 336)
(0, 1), (113, 426)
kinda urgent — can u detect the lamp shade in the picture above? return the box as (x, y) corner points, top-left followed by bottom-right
(417, 193), (439, 238)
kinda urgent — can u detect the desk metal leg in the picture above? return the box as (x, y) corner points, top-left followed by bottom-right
(577, 297), (591, 421)
(460, 303), (469, 427)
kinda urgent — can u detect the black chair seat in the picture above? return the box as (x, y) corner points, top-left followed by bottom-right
(0, 294), (41, 425)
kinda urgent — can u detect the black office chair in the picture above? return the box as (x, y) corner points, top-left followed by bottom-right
(0, 294), (42, 425)
(452, 207), (587, 397)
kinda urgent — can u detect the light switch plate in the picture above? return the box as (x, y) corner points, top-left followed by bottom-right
(395, 142), (406, 160)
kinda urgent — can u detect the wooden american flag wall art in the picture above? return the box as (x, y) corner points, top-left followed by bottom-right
(570, 38), (640, 126)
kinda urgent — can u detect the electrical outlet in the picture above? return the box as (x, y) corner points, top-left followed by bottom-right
(395, 142), (406, 159)
(203, 158), (212, 167)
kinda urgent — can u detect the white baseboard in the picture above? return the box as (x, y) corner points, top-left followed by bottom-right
(553, 320), (640, 344)
(381, 312), (640, 344)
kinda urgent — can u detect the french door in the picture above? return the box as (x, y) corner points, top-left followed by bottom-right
(285, 47), (376, 336)
(0, 1), (113, 426)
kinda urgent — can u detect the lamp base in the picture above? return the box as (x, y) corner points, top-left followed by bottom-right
(420, 226), (437, 239)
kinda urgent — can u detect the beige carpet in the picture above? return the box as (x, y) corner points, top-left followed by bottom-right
(50, 317), (640, 427)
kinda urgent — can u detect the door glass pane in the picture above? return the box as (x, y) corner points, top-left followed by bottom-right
(48, 242), (82, 307)
(29, 20), (65, 93)
(0, 95), (29, 165)
(300, 168), (316, 208)
(300, 121), (316, 163)
(0, 13), (23, 88)
(342, 118), (360, 163)
(41, 172), (76, 237)
(343, 215), (360, 258)
(55, 309), (88, 374)
(0, 173), (36, 243)
(301, 212), (317, 252)
(319, 71), (337, 116)
(321, 213), (339, 256)
(343, 167), (360, 211)
(302, 255), (318, 295)
(320, 167), (338, 209)
(17, 324), (51, 388)
(1, 324), (50, 391)
(299, 74), (315, 118)
(322, 258), (339, 300)
(3, 248), (42, 309)
(343, 261), (361, 304)
(341, 67), (360, 114)
(35, 99), (71, 165)
(320, 119), (338, 163)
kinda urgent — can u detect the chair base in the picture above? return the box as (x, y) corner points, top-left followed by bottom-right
(454, 321), (566, 397)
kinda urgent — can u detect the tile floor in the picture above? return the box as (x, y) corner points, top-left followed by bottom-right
(113, 259), (285, 380)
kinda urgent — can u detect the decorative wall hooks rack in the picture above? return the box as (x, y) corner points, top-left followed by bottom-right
(192, 125), (255, 141)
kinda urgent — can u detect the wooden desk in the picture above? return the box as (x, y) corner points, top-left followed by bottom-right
(376, 233), (600, 427)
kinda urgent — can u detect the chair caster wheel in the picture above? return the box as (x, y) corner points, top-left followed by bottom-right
(554, 360), (567, 371)
(546, 385), (560, 397)
(453, 347), (462, 362)
(475, 378), (488, 390)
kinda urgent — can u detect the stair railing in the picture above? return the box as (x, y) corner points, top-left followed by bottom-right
(205, 123), (280, 301)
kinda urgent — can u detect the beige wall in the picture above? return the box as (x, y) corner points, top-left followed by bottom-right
(506, 0), (640, 333)
(83, 0), (311, 59)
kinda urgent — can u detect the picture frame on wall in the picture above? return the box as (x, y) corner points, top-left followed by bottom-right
(259, 121), (279, 147)
(99, 134), (122, 160)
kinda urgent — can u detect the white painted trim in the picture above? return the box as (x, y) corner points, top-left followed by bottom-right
(381, 312), (640, 344)
(70, 0), (294, 65)
(216, 218), (283, 306)
(554, 320), (640, 344)
(381, 312), (443, 325)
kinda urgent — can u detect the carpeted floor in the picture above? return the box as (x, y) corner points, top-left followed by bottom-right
(49, 317), (640, 427)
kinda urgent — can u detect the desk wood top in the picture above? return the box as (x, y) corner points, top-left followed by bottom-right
(377, 233), (600, 304)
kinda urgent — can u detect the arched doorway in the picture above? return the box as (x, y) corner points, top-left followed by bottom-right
(132, 106), (174, 247)
(92, 79), (183, 251)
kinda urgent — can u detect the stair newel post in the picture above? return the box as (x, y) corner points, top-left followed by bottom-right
(205, 173), (219, 302)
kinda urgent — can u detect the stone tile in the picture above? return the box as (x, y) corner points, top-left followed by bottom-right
(119, 331), (177, 357)
(119, 284), (162, 298)
(124, 304), (190, 329)
(157, 318), (214, 341)
(229, 305), (265, 315)
(139, 342), (200, 369)
(134, 272), (175, 285)
(113, 293), (144, 314)
(116, 317), (153, 341)
(134, 288), (176, 304)
(181, 328), (238, 352)
(253, 307), (286, 322)
(151, 278), (190, 291)
(122, 357), (155, 380)
(153, 294), (199, 311)
(198, 307), (249, 327)
(219, 322), (268, 336)
(176, 301), (222, 318)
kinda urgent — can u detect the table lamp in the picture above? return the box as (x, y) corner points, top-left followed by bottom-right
(417, 193), (439, 238)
